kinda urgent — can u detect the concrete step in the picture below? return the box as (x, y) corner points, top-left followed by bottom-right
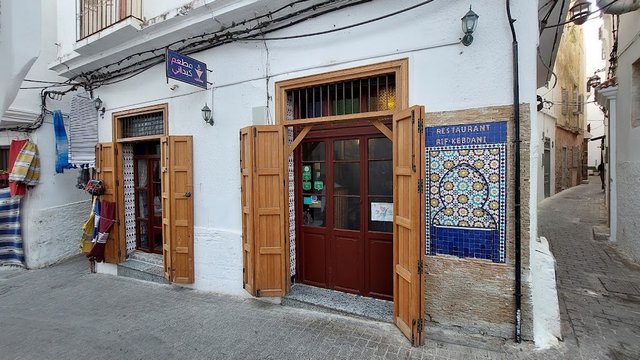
(117, 258), (168, 285)
(282, 283), (393, 323)
(128, 251), (163, 266)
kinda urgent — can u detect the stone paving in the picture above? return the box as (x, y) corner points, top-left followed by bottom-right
(539, 177), (640, 360)
(0, 176), (638, 359)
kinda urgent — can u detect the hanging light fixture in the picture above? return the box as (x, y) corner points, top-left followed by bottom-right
(461, 5), (479, 46)
(201, 103), (213, 125)
(93, 96), (103, 111)
(586, 74), (601, 92)
(569, 0), (591, 25)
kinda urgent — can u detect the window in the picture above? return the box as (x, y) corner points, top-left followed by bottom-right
(561, 88), (568, 115)
(276, 59), (408, 125)
(77, 0), (142, 40)
(113, 104), (168, 141)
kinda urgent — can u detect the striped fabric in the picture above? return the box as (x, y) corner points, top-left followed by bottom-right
(0, 188), (24, 267)
(68, 94), (98, 167)
(8, 141), (40, 186)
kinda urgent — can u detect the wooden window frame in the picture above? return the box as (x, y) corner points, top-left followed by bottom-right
(112, 103), (168, 142)
(275, 59), (409, 126)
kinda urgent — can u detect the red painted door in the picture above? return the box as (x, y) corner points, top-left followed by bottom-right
(296, 124), (393, 300)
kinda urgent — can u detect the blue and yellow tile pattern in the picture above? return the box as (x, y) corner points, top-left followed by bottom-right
(425, 122), (507, 262)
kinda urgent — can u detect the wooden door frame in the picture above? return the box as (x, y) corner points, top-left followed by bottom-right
(274, 59), (411, 293)
(110, 103), (169, 263)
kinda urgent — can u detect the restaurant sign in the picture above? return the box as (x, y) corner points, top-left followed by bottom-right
(166, 49), (207, 89)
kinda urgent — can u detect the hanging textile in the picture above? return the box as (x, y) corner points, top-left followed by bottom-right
(0, 188), (24, 267)
(9, 140), (40, 185)
(87, 200), (115, 265)
(81, 197), (97, 253)
(53, 110), (72, 173)
(8, 139), (28, 197)
(68, 94), (98, 167)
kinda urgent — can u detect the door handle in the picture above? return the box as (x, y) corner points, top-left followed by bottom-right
(184, 192), (191, 198)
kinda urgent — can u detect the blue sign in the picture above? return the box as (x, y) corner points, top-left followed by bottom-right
(426, 121), (507, 147)
(166, 49), (207, 89)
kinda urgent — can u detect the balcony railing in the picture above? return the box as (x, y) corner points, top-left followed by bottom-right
(77, 0), (142, 40)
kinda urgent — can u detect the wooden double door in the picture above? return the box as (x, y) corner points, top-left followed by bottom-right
(296, 124), (394, 300)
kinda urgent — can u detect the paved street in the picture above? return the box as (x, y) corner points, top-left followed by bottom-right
(539, 177), (640, 359)
(0, 176), (637, 359)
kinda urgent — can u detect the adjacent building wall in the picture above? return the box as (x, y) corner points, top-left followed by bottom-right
(551, 25), (587, 193)
(2, 0), (91, 268)
(614, 10), (640, 263)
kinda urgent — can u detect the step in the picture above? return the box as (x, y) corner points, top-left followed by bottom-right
(128, 251), (164, 266)
(117, 258), (168, 285)
(282, 283), (393, 323)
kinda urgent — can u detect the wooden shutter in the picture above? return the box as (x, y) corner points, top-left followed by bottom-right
(95, 142), (124, 263)
(240, 127), (255, 295)
(392, 106), (425, 346)
(240, 125), (286, 297)
(161, 136), (194, 283)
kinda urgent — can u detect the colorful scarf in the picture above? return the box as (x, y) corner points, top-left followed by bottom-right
(53, 110), (71, 173)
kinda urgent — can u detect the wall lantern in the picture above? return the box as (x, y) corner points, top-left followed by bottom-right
(461, 5), (479, 46)
(569, 0), (591, 25)
(201, 103), (213, 125)
(94, 96), (105, 117)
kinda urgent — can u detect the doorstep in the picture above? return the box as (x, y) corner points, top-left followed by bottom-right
(282, 283), (393, 323)
(117, 252), (168, 285)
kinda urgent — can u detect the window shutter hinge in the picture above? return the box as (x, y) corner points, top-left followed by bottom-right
(417, 178), (423, 193)
(417, 259), (424, 275)
(418, 118), (424, 134)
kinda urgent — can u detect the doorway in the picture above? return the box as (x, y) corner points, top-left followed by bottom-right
(296, 122), (393, 301)
(543, 138), (551, 198)
(132, 141), (162, 254)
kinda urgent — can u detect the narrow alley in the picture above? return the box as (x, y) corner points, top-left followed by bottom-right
(539, 177), (640, 359)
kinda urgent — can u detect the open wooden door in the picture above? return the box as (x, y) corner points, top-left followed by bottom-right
(95, 142), (124, 263)
(392, 106), (426, 346)
(240, 125), (287, 297)
(161, 136), (194, 283)
(240, 128), (255, 295)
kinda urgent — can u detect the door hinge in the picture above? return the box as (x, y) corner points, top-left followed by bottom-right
(417, 318), (424, 334)
(418, 118), (424, 134)
(411, 110), (415, 124)
(411, 319), (416, 344)
(417, 178), (423, 193)
(256, 289), (261, 297)
(253, 127), (257, 137)
(417, 259), (424, 275)
(115, 179), (120, 187)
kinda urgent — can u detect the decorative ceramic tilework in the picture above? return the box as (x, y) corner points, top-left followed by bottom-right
(123, 144), (137, 255)
(287, 95), (296, 277)
(425, 122), (507, 263)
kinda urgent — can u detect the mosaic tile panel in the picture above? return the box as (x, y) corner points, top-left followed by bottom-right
(425, 122), (507, 263)
(123, 144), (137, 255)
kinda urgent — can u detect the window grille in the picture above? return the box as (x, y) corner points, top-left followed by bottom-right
(121, 111), (164, 138)
(286, 73), (396, 120)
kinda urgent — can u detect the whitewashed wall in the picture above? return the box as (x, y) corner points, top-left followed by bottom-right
(4, 0), (91, 268)
(89, 0), (539, 294)
(615, 10), (640, 263)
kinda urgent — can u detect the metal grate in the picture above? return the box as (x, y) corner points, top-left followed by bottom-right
(122, 111), (164, 138)
(286, 73), (396, 120)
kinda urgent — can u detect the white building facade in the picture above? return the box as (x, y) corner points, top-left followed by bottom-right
(45, 0), (562, 346)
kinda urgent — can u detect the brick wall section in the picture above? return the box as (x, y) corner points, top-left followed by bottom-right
(424, 104), (532, 340)
(554, 127), (584, 192)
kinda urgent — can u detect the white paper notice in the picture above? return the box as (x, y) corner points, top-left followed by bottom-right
(371, 202), (393, 222)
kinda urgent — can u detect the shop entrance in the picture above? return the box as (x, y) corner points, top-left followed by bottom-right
(296, 123), (393, 300)
(132, 141), (162, 254)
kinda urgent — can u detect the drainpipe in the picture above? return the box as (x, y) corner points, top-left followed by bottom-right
(506, 0), (522, 343)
